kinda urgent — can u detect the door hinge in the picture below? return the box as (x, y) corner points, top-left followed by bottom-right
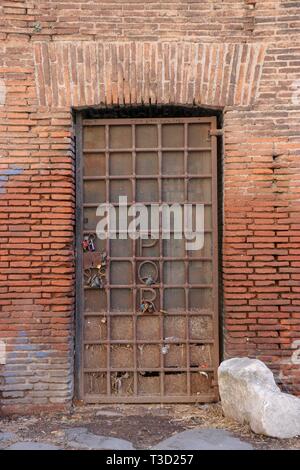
(209, 129), (223, 137)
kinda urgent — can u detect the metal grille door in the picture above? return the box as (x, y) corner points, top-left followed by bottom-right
(76, 116), (219, 403)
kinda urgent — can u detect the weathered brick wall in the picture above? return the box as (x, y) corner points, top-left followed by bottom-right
(0, 0), (299, 411)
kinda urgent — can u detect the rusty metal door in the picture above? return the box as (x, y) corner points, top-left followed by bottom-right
(76, 116), (219, 403)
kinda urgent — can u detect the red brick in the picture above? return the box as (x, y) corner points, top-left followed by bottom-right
(1, 1), (300, 413)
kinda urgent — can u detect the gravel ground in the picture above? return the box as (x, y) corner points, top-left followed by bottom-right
(0, 403), (299, 450)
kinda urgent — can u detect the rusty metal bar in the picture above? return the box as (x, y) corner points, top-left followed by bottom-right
(132, 124), (138, 396)
(94, 256), (214, 261)
(158, 123), (165, 398)
(84, 395), (217, 404)
(83, 202), (213, 208)
(84, 284), (213, 289)
(83, 174), (212, 179)
(105, 124), (111, 396)
(209, 129), (223, 137)
(84, 367), (215, 372)
(83, 117), (215, 125)
(184, 122), (191, 396)
(211, 117), (220, 397)
(83, 147), (212, 153)
(83, 339), (214, 345)
(83, 311), (214, 317)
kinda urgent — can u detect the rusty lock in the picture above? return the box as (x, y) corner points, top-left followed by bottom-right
(82, 233), (96, 252)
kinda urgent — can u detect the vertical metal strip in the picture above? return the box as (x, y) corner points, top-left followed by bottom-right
(132, 124), (138, 395)
(211, 116), (220, 399)
(184, 122), (191, 396)
(158, 123), (164, 398)
(75, 112), (84, 400)
(105, 124), (112, 396)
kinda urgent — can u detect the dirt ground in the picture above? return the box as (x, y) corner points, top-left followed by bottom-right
(0, 403), (299, 450)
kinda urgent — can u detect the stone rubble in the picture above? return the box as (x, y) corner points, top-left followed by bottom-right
(218, 357), (300, 439)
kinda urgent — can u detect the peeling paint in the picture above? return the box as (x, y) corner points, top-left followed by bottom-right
(12, 331), (51, 359)
(0, 79), (6, 106)
(0, 167), (23, 194)
(0, 340), (6, 365)
(0, 330), (52, 403)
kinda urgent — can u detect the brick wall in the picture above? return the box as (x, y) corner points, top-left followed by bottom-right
(0, 0), (299, 412)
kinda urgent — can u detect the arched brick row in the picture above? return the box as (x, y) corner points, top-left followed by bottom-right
(34, 41), (266, 108)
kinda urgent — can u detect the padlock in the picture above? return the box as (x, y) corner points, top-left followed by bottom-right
(90, 274), (101, 288)
(145, 275), (155, 286)
(97, 264), (106, 284)
(88, 237), (95, 252)
(101, 251), (107, 266)
(84, 268), (92, 286)
(82, 238), (89, 252)
(140, 300), (155, 313)
(140, 302), (149, 313)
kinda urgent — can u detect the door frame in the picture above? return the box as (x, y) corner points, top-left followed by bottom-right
(74, 111), (220, 403)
